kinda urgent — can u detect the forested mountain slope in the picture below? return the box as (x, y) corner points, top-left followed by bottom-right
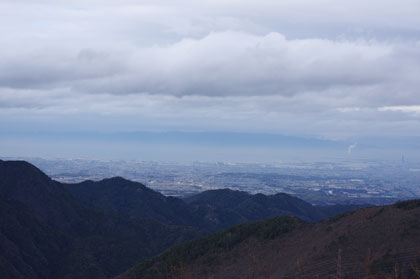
(121, 200), (420, 279)
(0, 160), (199, 279)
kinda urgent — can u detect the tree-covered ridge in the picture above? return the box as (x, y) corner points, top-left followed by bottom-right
(66, 180), (363, 233)
(120, 216), (301, 279)
(0, 160), (368, 279)
(0, 160), (201, 279)
(120, 200), (420, 279)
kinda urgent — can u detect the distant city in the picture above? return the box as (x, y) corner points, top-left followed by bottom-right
(3, 156), (419, 206)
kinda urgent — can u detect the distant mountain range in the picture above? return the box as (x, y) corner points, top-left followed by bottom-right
(183, 188), (364, 225)
(0, 160), (367, 278)
(65, 176), (363, 232)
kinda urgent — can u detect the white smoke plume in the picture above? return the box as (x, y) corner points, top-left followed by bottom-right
(347, 143), (357, 154)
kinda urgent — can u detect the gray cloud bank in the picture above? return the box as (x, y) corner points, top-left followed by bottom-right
(1, 0), (420, 141)
(1, 32), (419, 99)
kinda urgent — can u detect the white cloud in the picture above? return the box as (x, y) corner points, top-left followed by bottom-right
(1, 0), (420, 140)
(378, 106), (420, 114)
(2, 31), (413, 98)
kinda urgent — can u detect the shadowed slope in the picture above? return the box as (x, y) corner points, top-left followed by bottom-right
(66, 180), (364, 232)
(120, 201), (420, 279)
(0, 160), (200, 279)
(67, 177), (194, 226)
(184, 189), (324, 222)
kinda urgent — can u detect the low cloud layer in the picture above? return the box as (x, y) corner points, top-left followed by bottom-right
(2, 31), (419, 99)
(1, 0), (420, 142)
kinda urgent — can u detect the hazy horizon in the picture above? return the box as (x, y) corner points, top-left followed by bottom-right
(1, 130), (418, 163)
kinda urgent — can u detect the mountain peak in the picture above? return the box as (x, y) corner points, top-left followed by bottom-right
(0, 160), (50, 180)
(102, 176), (130, 183)
(0, 159), (201, 279)
(0, 160), (53, 200)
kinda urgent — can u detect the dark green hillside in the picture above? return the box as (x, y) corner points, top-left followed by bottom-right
(66, 181), (362, 233)
(66, 177), (195, 226)
(0, 160), (200, 279)
(0, 160), (368, 278)
(119, 216), (302, 279)
(66, 178), (244, 231)
(119, 201), (420, 279)
(66, 178), (364, 233)
(184, 188), (360, 222)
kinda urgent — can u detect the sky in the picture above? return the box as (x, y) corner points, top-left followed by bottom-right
(1, 0), (420, 161)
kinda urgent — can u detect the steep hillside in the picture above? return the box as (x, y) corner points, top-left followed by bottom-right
(184, 189), (324, 222)
(66, 177), (195, 226)
(184, 189), (363, 224)
(64, 177), (364, 232)
(121, 200), (420, 279)
(67, 182), (363, 233)
(0, 160), (200, 279)
(0, 159), (369, 278)
(65, 178), (240, 231)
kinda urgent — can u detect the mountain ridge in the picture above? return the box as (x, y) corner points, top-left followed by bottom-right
(66, 177), (363, 232)
(0, 160), (201, 279)
(120, 200), (420, 279)
(0, 160), (369, 278)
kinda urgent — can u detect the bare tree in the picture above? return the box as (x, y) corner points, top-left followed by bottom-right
(336, 249), (342, 279)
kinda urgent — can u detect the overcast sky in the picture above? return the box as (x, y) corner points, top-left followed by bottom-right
(1, 0), (420, 161)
